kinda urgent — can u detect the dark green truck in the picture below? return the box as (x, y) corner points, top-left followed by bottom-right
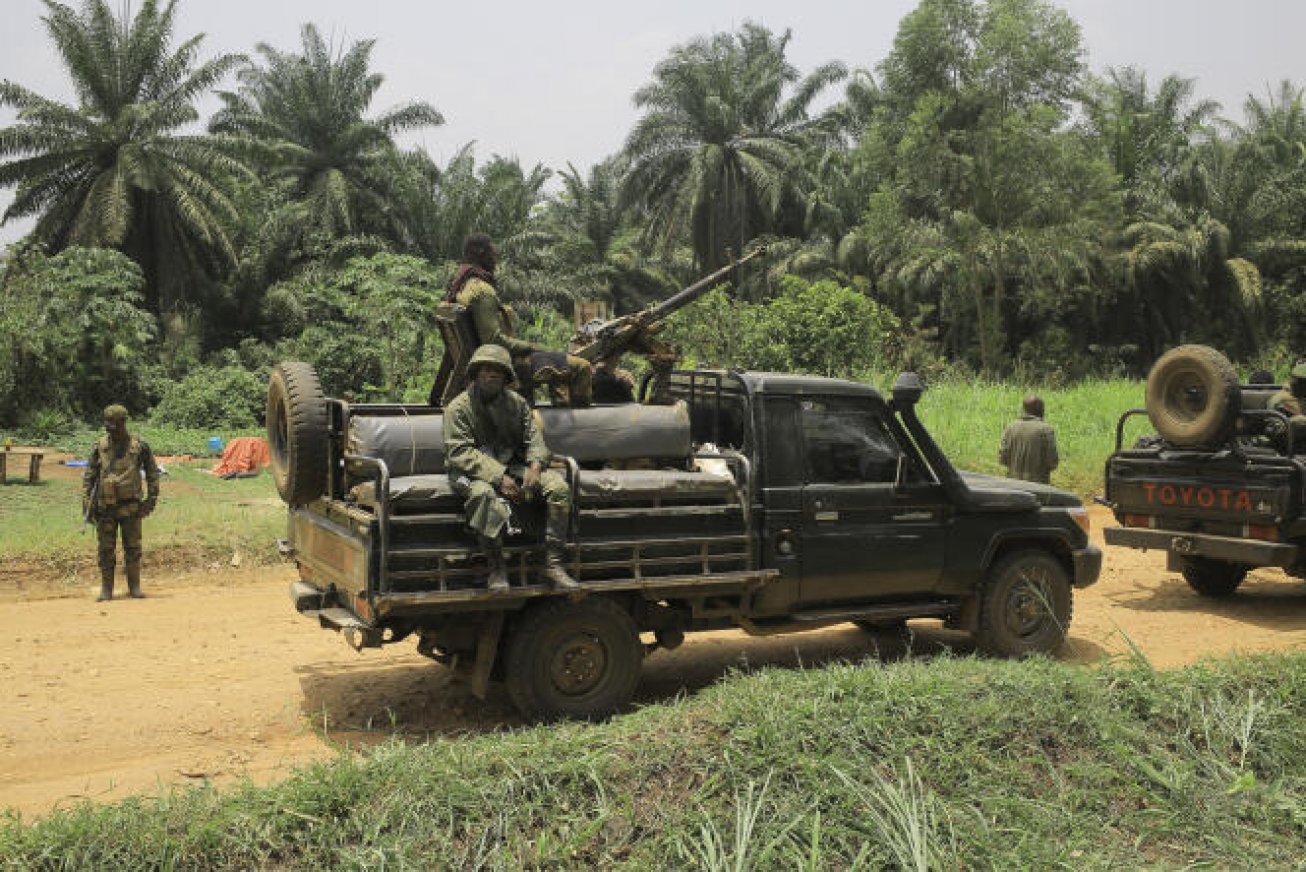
(269, 364), (1100, 720)
(1104, 344), (1306, 596)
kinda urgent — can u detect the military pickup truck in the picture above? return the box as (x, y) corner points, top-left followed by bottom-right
(1103, 344), (1306, 596)
(268, 363), (1101, 719)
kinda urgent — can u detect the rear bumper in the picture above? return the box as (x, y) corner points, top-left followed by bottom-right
(1104, 526), (1299, 568)
(1072, 545), (1103, 588)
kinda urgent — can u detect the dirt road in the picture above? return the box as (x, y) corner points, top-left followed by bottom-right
(4, 505), (1306, 819)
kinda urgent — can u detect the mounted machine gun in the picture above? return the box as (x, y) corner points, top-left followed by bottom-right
(569, 245), (766, 402)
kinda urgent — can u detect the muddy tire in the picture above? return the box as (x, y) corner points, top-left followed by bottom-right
(504, 597), (643, 721)
(1145, 345), (1241, 447)
(976, 550), (1072, 657)
(1180, 557), (1248, 597)
(266, 362), (328, 506)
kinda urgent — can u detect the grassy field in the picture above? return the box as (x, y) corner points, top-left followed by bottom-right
(913, 375), (1150, 498)
(0, 427), (283, 586)
(4, 650), (1306, 868)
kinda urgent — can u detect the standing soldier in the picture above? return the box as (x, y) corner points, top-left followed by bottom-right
(445, 233), (592, 406)
(443, 345), (578, 592)
(999, 395), (1059, 484)
(83, 404), (160, 601)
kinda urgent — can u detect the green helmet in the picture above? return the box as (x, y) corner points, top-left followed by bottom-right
(103, 404), (129, 422)
(1291, 362), (1306, 380)
(466, 344), (515, 382)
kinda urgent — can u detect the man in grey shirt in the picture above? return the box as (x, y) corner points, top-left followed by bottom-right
(999, 395), (1059, 484)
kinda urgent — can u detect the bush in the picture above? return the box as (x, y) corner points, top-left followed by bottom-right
(150, 365), (267, 429)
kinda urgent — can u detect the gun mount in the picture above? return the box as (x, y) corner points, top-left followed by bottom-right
(570, 246), (766, 401)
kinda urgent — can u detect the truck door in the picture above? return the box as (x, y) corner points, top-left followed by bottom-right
(796, 396), (949, 603)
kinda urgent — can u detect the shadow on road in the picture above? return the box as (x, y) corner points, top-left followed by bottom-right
(1107, 568), (1306, 632)
(294, 622), (975, 744)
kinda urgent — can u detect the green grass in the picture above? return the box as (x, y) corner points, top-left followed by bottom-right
(914, 376), (1150, 497)
(0, 458), (285, 585)
(5, 651), (1306, 869)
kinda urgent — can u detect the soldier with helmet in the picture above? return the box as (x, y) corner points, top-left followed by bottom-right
(443, 345), (579, 592)
(82, 404), (161, 601)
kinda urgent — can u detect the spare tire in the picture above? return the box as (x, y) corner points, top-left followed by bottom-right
(1144, 345), (1241, 447)
(266, 362), (328, 506)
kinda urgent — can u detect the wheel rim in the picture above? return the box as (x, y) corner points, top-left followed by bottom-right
(1161, 367), (1210, 425)
(1004, 567), (1055, 639)
(548, 631), (609, 697)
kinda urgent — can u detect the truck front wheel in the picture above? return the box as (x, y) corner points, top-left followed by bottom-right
(1180, 557), (1248, 597)
(504, 598), (643, 720)
(977, 550), (1072, 657)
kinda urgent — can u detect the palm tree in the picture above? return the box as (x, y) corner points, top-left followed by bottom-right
(1123, 216), (1261, 359)
(210, 23), (443, 276)
(542, 161), (673, 313)
(0, 0), (250, 314)
(620, 22), (846, 273)
(1078, 67), (1219, 218)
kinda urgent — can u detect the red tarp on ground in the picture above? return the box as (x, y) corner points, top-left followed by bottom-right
(211, 436), (272, 477)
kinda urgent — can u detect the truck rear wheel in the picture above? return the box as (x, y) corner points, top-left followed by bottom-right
(504, 597), (643, 720)
(267, 361), (328, 506)
(1180, 557), (1248, 597)
(977, 550), (1071, 657)
(1144, 345), (1241, 447)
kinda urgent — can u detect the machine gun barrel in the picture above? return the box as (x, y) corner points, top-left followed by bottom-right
(572, 246), (766, 363)
(644, 246), (766, 322)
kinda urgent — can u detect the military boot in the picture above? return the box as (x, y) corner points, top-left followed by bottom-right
(480, 536), (509, 592)
(126, 562), (145, 599)
(540, 541), (579, 591)
(96, 567), (114, 602)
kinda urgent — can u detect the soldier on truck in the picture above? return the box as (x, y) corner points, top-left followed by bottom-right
(444, 344), (579, 592)
(443, 233), (592, 407)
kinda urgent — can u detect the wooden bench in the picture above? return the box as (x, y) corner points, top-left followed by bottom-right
(0, 449), (44, 483)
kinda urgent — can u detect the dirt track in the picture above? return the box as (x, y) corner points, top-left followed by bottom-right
(4, 505), (1306, 819)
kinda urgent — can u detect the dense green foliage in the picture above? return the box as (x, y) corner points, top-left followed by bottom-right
(5, 650), (1306, 868)
(4, 0), (1306, 428)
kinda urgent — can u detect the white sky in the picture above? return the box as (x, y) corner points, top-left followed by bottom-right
(2, 0), (1304, 245)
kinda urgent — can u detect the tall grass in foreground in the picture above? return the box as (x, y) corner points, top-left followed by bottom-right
(5, 651), (1306, 869)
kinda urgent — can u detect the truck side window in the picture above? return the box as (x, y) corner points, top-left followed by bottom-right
(762, 398), (804, 487)
(801, 398), (901, 484)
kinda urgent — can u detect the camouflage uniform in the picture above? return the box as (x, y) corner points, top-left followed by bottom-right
(444, 345), (576, 590)
(83, 406), (160, 600)
(1268, 389), (1303, 417)
(454, 274), (593, 406)
(1267, 362), (1306, 417)
(998, 414), (1059, 484)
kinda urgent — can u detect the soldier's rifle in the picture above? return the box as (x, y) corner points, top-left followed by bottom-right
(569, 245), (766, 367)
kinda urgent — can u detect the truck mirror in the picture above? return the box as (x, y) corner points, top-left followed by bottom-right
(892, 372), (925, 408)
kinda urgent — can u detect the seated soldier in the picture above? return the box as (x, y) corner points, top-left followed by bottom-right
(446, 233), (592, 406)
(444, 344), (578, 592)
(1267, 362), (1306, 418)
(1265, 362), (1306, 452)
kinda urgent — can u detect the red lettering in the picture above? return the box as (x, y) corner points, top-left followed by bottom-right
(1180, 486), (1194, 504)
(1143, 482), (1157, 503)
(1219, 489), (1231, 510)
(1234, 492), (1252, 513)
(1159, 485), (1176, 505)
(1197, 488), (1215, 508)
